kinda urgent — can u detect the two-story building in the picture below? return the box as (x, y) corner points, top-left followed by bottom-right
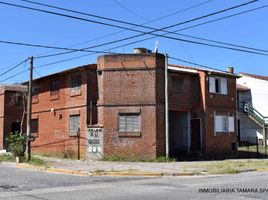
(0, 49), (239, 160)
(237, 73), (268, 146)
(29, 64), (97, 158)
(97, 50), (238, 160)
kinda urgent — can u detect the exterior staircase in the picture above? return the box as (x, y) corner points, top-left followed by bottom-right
(243, 102), (268, 128)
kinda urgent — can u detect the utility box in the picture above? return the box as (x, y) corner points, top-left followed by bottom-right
(87, 125), (103, 160)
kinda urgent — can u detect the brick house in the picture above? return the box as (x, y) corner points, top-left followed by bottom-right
(0, 50), (238, 160)
(97, 51), (238, 160)
(0, 84), (27, 151)
(29, 64), (97, 158)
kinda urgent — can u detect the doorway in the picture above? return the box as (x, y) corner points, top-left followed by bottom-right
(169, 111), (189, 156)
(190, 118), (202, 152)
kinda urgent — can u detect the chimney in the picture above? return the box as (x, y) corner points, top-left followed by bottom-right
(227, 67), (234, 74)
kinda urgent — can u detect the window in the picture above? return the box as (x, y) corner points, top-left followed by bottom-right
(69, 115), (80, 136)
(171, 77), (183, 96)
(209, 77), (227, 95)
(215, 115), (234, 133)
(50, 80), (59, 96)
(71, 75), (81, 92)
(32, 85), (38, 100)
(31, 119), (38, 133)
(119, 113), (140, 132)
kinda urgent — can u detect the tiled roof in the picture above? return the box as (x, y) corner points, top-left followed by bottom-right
(240, 72), (268, 81)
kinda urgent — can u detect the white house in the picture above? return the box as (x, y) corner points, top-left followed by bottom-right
(237, 73), (268, 145)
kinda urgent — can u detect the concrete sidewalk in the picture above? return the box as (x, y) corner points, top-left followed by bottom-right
(18, 156), (208, 176)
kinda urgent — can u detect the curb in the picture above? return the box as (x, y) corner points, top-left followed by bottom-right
(16, 163), (199, 177)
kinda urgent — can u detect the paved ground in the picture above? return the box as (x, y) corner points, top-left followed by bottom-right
(1, 163), (268, 200)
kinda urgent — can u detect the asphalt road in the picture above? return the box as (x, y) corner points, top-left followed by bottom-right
(0, 163), (268, 200)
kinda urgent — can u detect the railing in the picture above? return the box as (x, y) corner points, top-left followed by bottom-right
(243, 102), (268, 127)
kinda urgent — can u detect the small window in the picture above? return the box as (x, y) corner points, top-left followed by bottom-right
(119, 113), (140, 132)
(50, 80), (59, 96)
(31, 119), (38, 133)
(171, 77), (183, 96)
(71, 75), (81, 92)
(215, 115), (234, 133)
(32, 85), (38, 99)
(69, 115), (80, 136)
(209, 77), (227, 95)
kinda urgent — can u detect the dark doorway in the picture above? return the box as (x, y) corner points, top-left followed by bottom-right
(237, 119), (241, 142)
(169, 111), (188, 157)
(5, 122), (21, 150)
(11, 122), (20, 133)
(190, 119), (201, 151)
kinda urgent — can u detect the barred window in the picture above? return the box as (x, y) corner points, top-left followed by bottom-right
(50, 80), (59, 96)
(69, 115), (80, 136)
(119, 114), (140, 132)
(71, 75), (81, 92)
(171, 77), (183, 96)
(31, 119), (38, 133)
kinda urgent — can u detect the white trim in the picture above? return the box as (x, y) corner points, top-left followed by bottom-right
(168, 66), (198, 74)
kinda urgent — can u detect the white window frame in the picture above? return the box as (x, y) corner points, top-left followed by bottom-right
(214, 113), (234, 134)
(209, 76), (227, 95)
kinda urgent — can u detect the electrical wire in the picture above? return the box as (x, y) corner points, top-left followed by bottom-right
(30, 0), (214, 57)
(0, 69), (28, 82)
(0, 0), (261, 58)
(0, 59), (27, 77)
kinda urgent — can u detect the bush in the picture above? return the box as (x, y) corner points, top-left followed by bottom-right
(8, 132), (26, 157)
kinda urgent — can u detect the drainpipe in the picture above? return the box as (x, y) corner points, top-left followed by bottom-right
(165, 54), (169, 158)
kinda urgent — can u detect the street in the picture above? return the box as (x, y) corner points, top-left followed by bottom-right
(0, 163), (268, 200)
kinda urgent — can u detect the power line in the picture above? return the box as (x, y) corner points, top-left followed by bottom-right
(34, 2), (268, 68)
(0, 59), (27, 77)
(30, 0), (214, 57)
(25, 0), (266, 58)
(168, 56), (228, 73)
(0, 40), (116, 54)
(1, 0), (260, 58)
(0, 69), (28, 82)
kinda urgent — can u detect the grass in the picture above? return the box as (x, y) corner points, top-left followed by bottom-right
(0, 153), (14, 162)
(27, 157), (48, 167)
(182, 159), (268, 175)
(239, 145), (268, 156)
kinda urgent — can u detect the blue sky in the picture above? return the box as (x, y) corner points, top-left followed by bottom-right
(0, 0), (268, 83)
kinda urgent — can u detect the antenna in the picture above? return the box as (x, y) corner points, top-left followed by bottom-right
(154, 40), (159, 53)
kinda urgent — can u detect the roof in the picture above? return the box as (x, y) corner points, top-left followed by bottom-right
(240, 72), (268, 81)
(236, 84), (250, 91)
(0, 84), (27, 92)
(25, 64), (97, 83)
(168, 64), (239, 77)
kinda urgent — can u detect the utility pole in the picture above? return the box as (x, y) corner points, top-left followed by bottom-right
(165, 54), (169, 158)
(26, 56), (33, 161)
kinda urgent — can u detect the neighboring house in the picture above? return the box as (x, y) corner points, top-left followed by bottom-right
(29, 64), (98, 158)
(0, 84), (27, 151)
(237, 73), (268, 145)
(97, 49), (238, 160)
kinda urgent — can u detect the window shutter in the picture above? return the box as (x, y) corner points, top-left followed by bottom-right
(215, 115), (223, 132)
(221, 78), (227, 95)
(228, 116), (234, 132)
(209, 77), (215, 93)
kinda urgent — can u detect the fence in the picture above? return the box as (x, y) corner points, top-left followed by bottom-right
(238, 137), (268, 158)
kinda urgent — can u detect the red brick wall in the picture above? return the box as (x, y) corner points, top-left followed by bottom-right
(31, 65), (97, 158)
(200, 72), (237, 154)
(97, 53), (166, 160)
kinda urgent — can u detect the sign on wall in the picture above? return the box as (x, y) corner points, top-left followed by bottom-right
(87, 126), (103, 160)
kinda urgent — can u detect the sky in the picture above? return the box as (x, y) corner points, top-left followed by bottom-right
(0, 0), (268, 83)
